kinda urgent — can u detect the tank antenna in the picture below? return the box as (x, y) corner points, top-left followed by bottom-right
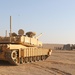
(10, 16), (12, 42)
(5, 30), (7, 37)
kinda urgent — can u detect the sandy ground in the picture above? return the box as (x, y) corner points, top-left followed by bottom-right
(0, 50), (75, 75)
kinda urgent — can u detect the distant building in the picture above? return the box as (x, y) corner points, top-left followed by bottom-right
(63, 44), (71, 50)
(63, 44), (75, 50)
(43, 43), (75, 50)
(43, 43), (64, 50)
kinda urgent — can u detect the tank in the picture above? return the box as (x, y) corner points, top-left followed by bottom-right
(0, 17), (52, 65)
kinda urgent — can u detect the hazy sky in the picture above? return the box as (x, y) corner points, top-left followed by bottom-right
(0, 0), (75, 44)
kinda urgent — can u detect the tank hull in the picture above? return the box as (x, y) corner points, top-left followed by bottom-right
(0, 44), (52, 65)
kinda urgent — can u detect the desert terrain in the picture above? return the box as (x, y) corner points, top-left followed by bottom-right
(0, 50), (75, 75)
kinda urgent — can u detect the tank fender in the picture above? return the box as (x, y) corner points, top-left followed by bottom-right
(48, 49), (52, 56)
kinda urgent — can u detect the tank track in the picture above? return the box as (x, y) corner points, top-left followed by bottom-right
(5, 50), (49, 65)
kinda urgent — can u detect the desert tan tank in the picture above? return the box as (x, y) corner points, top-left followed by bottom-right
(0, 16), (52, 65)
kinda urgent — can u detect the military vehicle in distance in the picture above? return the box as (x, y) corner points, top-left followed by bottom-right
(0, 16), (52, 65)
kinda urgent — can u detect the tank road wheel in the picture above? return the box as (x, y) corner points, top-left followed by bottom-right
(20, 57), (25, 64)
(33, 56), (36, 62)
(25, 57), (29, 63)
(30, 57), (34, 62)
(38, 56), (41, 61)
(41, 56), (43, 60)
(11, 50), (17, 59)
(43, 55), (47, 60)
(41, 55), (45, 61)
(36, 56), (39, 61)
(11, 50), (18, 62)
(44, 55), (48, 60)
(36, 56), (41, 61)
(29, 57), (32, 62)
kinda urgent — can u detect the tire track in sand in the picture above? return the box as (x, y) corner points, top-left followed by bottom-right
(31, 63), (72, 75)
